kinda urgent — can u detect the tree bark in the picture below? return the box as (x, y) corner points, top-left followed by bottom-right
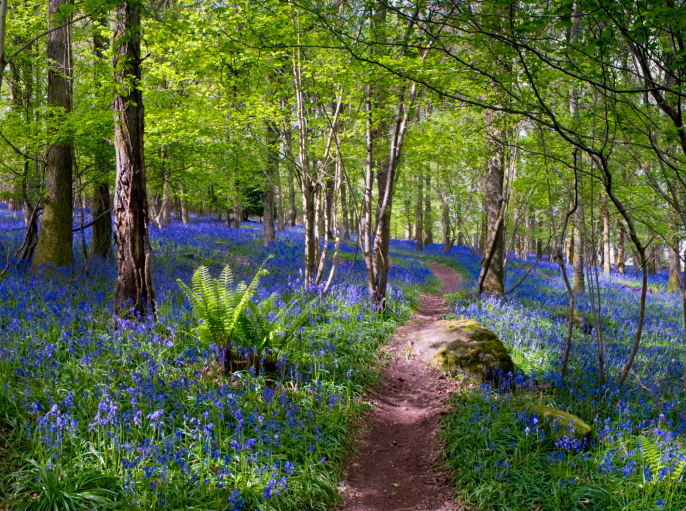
(404, 198), (412, 240)
(92, 183), (112, 257)
(180, 183), (190, 224)
(91, 16), (112, 257)
(423, 172), (433, 245)
(159, 177), (171, 225)
(33, 0), (74, 270)
(233, 179), (240, 229)
(341, 182), (350, 240)
(481, 108), (506, 296)
(667, 236), (681, 292)
(442, 202), (450, 251)
(602, 203), (610, 275)
(616, 217), (625, 274)
(276, 169), (285, 231)
(572, 151), (585, 294)
(654, 243), (663, 275)
(263, 122), (278, 245)
(415, 171), (423, 252)
(112, 0), (155, 315)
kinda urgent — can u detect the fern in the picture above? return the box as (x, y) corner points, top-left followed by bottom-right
(639, 435), (685, 483)
(177, 255), (310, 373)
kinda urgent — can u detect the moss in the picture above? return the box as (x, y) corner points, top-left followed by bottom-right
(430, 324), (514, 380)
(520, 404), (594, 442)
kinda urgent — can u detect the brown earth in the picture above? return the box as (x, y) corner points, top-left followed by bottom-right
(337, 262), (466, 511)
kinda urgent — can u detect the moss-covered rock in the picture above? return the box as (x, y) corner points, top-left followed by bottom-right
(522, 404), (593, 442)
(407, 321), (513, 380)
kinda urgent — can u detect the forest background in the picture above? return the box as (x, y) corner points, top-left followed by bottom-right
(1, 0), (686, 509)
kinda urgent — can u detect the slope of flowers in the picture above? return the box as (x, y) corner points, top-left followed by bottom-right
(0, 208), (430, 510)
(429, 245), (686, 511)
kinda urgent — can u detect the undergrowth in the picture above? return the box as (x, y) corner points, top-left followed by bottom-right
(0, 214), (431, 510)
(430, 245), (686, 511)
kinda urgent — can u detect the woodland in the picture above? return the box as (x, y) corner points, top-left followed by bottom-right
(0, 0), (686, 510)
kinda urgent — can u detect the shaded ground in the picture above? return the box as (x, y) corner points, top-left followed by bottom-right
(338, 262), (465, 511)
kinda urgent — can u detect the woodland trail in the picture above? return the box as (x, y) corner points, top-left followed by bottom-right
(338, 262), (465, 511)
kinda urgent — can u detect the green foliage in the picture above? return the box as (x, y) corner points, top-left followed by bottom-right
(8, 462), (125, 511)
(177, 256), (308, 365)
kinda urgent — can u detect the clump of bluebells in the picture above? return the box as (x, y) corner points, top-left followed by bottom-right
(0, 207), (430, 510)
(429, 244), (686, 510)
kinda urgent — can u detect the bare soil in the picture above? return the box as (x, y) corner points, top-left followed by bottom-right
(338, 262), (466, 511)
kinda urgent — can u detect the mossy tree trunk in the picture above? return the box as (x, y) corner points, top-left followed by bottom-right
(112, 0), (155, 315)
(32, 0), (74, 271)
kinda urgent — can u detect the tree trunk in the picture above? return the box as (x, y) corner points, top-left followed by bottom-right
(287, 162), (297, 226)
(616, 217), (625, 274)
(32, 0), (74, 270)
(160, 178), (171, 225)
(415, 171), (423, 252)
(655, 243), (663, 275)
(112, 0), (155, 315)
(180, 183), (190, 224)
(276, 170), (285, 231)
(667, 237), (681, 292)
(442, 202), (450, 250)
(263, 122), (278, 245)
(602, 204), (611, 275)
(481, 108), (505, 296)
(341, 182), (350, 240)
(572, 151), (585, 293)
(404, 198), (413, 240)
(233, 179), (240, 229)
(423, 172), (433, 245)
(92, 183), (112, 257)
(91, 17), (112, 257)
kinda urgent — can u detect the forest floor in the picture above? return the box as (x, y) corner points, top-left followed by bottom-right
(338, 262), (466, 511)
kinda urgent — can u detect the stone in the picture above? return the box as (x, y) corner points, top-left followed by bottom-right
(522, 404), (593, 441)
(406, 320), (514, 380)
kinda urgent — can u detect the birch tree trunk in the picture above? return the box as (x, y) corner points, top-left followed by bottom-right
(33, 0), (74, 270)
(112, 0), (155, 315)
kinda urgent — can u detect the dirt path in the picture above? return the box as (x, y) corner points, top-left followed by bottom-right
(338, 262), (465, 511)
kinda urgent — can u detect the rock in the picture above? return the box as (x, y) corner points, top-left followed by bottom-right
(522, 404), (593, 441)
(406, 321), (513, 380)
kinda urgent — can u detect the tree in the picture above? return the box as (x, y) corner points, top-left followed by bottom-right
(112, 0), (155, 315)
(32, 0), (74, 270)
